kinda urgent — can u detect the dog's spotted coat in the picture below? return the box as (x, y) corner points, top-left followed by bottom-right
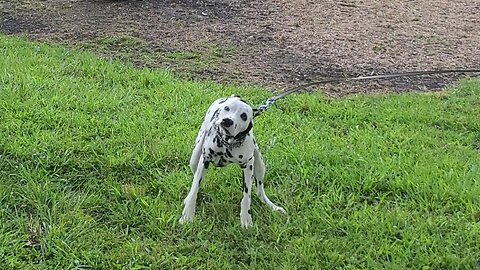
(179, 95), (285, 227)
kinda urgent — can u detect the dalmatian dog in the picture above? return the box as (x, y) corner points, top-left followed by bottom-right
(179, 95), (285, 228)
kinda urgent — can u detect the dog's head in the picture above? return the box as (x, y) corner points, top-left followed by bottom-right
(215, 96), (253, 141)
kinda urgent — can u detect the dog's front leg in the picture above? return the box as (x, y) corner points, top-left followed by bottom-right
(179, 155), (207, 224)
(240, 158), (254, 228)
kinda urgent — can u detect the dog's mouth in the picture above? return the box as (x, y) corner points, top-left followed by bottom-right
(220, 125), (231, 135)
(214, 125), (236, 147)
(217, 124), (234, 139)
(217, 121), (252, 141)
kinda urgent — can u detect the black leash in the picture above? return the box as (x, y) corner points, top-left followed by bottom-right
(253, 69), (480, 117)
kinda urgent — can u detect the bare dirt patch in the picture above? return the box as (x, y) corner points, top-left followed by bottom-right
(1, 0), (479, 95)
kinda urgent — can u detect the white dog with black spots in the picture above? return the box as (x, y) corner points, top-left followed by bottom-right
(179, 95), (285, 228)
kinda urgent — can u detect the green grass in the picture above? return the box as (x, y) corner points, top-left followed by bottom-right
(80, 35), (235, 77)
(1, 35), (480, 269)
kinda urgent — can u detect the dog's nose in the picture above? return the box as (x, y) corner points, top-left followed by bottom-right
(221, 118), (234, 128)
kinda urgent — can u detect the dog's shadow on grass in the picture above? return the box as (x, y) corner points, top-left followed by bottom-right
(194, 188), (288, 228)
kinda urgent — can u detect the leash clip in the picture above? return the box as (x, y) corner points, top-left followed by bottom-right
(254, 98), (275, 117)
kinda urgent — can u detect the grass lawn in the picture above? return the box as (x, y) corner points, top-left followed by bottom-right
(1, 35), (480, 269)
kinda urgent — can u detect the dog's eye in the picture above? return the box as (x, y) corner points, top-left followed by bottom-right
(240, 112), (247, 121)
(224, 106), (230, 111)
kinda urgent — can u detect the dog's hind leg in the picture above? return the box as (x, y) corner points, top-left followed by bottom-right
(253, 148), (286, 214)
(180, 155), (207, 224)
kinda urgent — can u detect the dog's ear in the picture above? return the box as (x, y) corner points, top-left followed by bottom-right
(253, 108), (259, 117)
(229, 94), (253, 106)
(230, 94), (250, 105)
(240, 98), (249, 104)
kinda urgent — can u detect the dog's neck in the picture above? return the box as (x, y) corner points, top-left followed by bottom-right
(215, 122), (252, 150)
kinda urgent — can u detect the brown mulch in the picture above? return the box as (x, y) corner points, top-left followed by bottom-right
(1, 0), (479, 96)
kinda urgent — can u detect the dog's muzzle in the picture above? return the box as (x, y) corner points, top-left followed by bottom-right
(220, 118), (234, 128)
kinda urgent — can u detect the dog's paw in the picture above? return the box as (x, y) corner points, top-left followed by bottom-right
(179, 205), (195, 224)
(179, 213), (194, 224)
(273, 206), (286, 214)
(240, 213), (253, 228)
